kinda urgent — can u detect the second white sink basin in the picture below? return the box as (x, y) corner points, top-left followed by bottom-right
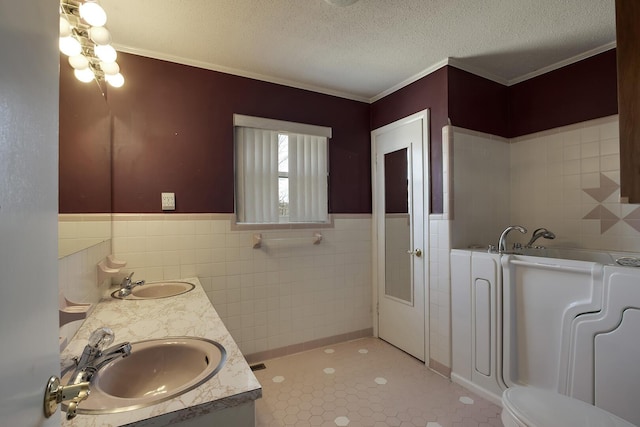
(64, 337), (226, 414)
(111, 281), (195, 300)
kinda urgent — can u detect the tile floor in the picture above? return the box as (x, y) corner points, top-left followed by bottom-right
(254, 337), (503, 427)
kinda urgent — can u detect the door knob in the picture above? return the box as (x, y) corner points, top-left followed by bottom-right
(407, 248), (422, 257)
(44, 376), (90, 420)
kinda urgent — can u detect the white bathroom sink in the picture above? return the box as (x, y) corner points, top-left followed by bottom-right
(111, 281), (195, 300)
(63, 337), (226, 414)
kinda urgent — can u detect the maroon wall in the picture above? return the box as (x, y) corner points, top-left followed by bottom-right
(59, 61), (111, 213)
(448, 67), (509, 138)
(108, 53), (371, 214)
(60, 49), (618, 215)
(370, 51), (616, 214)
(370, 67), (449, 213)
(508, 49), (618, 137)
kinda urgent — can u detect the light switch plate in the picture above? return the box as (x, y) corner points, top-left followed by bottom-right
(161, 192), (175, 210)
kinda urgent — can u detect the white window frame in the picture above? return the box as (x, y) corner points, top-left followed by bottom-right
(233, 114), (332, 226)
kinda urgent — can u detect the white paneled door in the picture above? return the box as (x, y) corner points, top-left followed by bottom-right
(0, 1), (61, 426)
(372, 111), (429, 362)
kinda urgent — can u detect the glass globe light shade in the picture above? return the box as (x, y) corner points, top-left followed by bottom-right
(106, 73), (124, 88)
(59, 17), (71, 37)
(68, 55), (89, 70)
(100, 61), (120, 75)
(89, 26), (111, 46)
(79, 1), (107, 27)
(74, 68), (95, 83)
(59, 36), (82, 56)
(94, 44), (117, 62)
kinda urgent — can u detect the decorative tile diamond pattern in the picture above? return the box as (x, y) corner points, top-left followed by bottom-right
(623, 207), (640, 233)
(583, 205), (619, 233)
(582, 173), (622, 233)
(583, 173), (619, 203)
(255, 337), (503, 427)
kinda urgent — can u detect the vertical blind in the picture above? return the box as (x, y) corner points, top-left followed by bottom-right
(289, 133), (328, 222)
(235, 127), (279, 223)
(236, 127), (328, 223)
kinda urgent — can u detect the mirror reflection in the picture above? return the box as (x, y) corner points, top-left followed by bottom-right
(384, 148), (412, 303)
(58, 57), (112, 258)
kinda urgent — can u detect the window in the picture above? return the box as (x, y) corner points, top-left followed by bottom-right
(234, 114), (331, 224)
(278, 134), (289, 218)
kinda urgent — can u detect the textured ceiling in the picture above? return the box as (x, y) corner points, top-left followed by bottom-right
(99, 0), (616, 102)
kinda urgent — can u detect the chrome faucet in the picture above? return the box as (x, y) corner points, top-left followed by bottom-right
(67, 327), (131, 385)
(62, 327), (131, 419)
(525, 227), (556, 248)
(498, 225), (527, 253)
(117, 271), (145, 297)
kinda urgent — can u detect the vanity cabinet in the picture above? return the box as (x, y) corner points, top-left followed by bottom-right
(616, 0), (640, 203)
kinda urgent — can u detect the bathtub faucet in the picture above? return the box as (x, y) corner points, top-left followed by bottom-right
(498, 225), (527, 253)
(525, 227), (556, 248)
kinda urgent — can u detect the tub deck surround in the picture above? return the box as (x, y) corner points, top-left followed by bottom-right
(60, 278), (262, 427)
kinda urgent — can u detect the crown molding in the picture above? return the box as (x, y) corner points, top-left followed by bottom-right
(507, 41), (617, 85)
(369, 58), (450, 103)
(112, 44), (371, 103)
(370, 42), (617, 102)
(446, 58), (510, 86)
(114, 41), (617, 105)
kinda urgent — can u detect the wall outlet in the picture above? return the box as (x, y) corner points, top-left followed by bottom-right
(161, 192), (175, 211)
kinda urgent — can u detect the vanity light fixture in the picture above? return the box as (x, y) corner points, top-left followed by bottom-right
(59, 0), (124, 88)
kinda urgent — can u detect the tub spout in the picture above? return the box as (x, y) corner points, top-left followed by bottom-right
(498, 225), (527, 253)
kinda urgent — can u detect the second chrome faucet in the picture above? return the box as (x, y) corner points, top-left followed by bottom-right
(117, 271), (145, 297)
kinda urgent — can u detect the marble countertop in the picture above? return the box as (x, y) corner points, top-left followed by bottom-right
(60, 278), (262, 427)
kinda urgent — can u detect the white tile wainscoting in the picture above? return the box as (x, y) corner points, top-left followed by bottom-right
(58, 239), (112, 346)
(58, 214), (111, 258)
(509, 115), (640, 251)
(446, 115), (636, 253)
(111, 214), (373, 358)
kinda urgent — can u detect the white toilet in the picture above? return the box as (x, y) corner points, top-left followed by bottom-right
(501, 387), (636, 427)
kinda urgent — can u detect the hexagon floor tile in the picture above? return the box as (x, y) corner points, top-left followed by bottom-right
(254, 337), (503, 427)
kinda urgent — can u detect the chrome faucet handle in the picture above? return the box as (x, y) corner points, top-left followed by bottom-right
(87, 327), (115, 350)
(121, 271), (134, 286)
